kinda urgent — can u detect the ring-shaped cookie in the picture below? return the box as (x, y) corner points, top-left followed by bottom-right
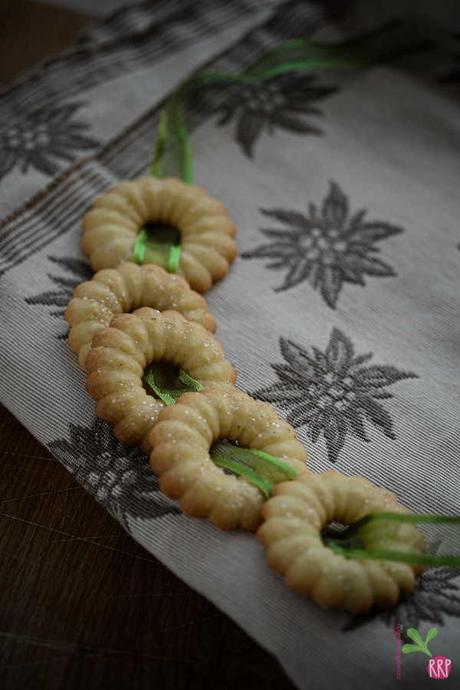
(149, 388), (308, 531)
(65, 262), (216, 369)
(257, 471), (425, 613)
(85, 308), (236, 451)
(81, 177), (237, 293)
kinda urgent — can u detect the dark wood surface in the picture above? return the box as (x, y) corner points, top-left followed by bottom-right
(0, 0), (91, 83)
(0, 3), (294, 689)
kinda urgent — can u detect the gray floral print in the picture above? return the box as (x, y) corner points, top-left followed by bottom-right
(242, 181), (403, 308)
(345, 567), (460, 631)
(0, 101), (98, 179)
(49, 419), (179, 527)
(25, 256), (91, 320)
(190, 72), (337, 158)
(255, 328), (417, 462)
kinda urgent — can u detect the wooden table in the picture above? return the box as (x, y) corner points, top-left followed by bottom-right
(0, 3), (294, 688)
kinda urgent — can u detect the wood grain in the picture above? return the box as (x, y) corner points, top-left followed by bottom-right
(0, 407), (294, 690)
(0, 0), (91, 83)
(0, 2), (294, 688)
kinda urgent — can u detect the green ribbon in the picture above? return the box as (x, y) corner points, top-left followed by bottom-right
(210, 440), (298, 498)
(143, 362), (203, 406)
(151, 91), (193, 183)
(142, 364), (297, 497)
(194, 21), (430, 87)
(142, 364), (297, 496)
(324, 512), (460, 567)
(133, 91), (191, 271)
(167, 244), (181, 273)
(133, 229), (181, 273)
(133, 22), (430, 271)
(133, 229), (147, 265)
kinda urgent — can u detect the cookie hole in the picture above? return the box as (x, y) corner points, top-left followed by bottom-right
(144, 222), (180, 245)
(142, 362), (202, 404)
(323, 521), (349, 537)
(209, 441), (297, 499)
(143, 361), (181, 397)
(210, 439), (241, 476)
(140, 223), (181, 270)
(322, 521), (366, 550)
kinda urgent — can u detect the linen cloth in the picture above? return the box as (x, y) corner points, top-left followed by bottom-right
(1, 1), (459, 687)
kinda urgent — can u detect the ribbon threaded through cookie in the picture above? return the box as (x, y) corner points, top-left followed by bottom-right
(143, 362), (203, 406)
(133, 92), (189, 271)
(211, 440), (298, 498)
(133, 229), (181, 273)
(324, 512), (460, 567)
(143, 368), (297, 498)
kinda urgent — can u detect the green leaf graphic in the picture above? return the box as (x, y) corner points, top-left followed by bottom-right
(407, 628), (424, 647)
(425, 627), (439, 643)
(402, 644), (421, 655)
(402, 627), (437, 657)
(407, 628), (424, 646)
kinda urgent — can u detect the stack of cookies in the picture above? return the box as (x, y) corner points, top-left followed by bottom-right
(65, 176), (425, 614)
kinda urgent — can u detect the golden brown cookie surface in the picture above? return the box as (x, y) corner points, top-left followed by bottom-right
(85, 308), (236, 451)
(258, 471), (425, 613)
(149, 387), (308, 531)
(81, 177), (237, 292)
(65, 262), (216, 369)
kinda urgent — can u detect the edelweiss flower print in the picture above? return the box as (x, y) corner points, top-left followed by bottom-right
(255, 328), (417, 462)
(25, 256), (92, 321)
(191, 73), (337, 158)
(346, 567), (460, 632)
(0, 102), (98, 179)
(25, 256), (92, 339)
(242, 181), (403, 308)
(49, 419), (179, 527)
